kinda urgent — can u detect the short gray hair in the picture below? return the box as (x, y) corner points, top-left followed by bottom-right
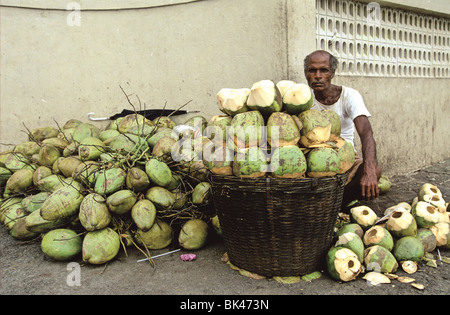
(303, 51), (339, 76)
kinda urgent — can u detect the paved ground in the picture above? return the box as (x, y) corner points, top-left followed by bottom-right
(1, 159), (449, 299)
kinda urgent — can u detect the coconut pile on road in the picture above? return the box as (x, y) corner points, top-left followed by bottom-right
(213, 79), (355, 179)
(327, 183), (449, 287)
(0, 114), (221, 264)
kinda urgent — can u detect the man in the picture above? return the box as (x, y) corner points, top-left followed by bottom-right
(303, 50), (382, 206)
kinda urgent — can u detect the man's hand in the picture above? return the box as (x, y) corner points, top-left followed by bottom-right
(360, 162), (379, 200)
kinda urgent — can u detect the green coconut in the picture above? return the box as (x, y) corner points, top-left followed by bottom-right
(172, 189), (188, 210)
(135, 220), (173, 250)
(2, 202), (27, 230)
(412, 201), (440, 228)
(32, 166), (52, 186)
(269, 145), (307, 178)
(166, 173), (182, 191)
(106, 190), (137, 215)
(126, 167), (151, 192)
(98, 129), (120, 142)
(229, 110), (265, 149)
(147, 128), (178, 148)
(418, 183), (442, 200)
(57, 156), (82, 178)
(145, 158), (172, 187)
(29, 126), (59, 142)
(266, 112), (300, 147)
(4, 152), (33, 172)
(82, 227), (121, 264)
(184, 116), (208, 135)
(5, 168), (34, 194)
(41, 229), (82, 261)
(276, 80), (296, 97)
(0, 167), (12, 187)
(326, 247), (362, 282)
(14, 141), (41, 157)
(117, 114), (153, 134)
(416, 228), (437, 252)
(73, 161), (100, 188)
(40, 182), (84, 221)
(10, 217), (39, 240)
(79, 193), (111, 231)
(21, 192), (51, 213)
(192, 182), (211, 205)
(78, 137), (106, 161)
(363, 225), (394, 251)
(322, 109), (341, 141)
(24, 210), (68, 233)
(217, 88), (250, 117)
(378, 175), (392, 194)
(336, 223), (364, 239)
(282, 83), (314, 115)
(94, 167), (126, 195)
(336, 139), (355, 174)
(72, 123), (100, 143)
(298, 109), (332, 148)
(430, 222), (450, 248)
(206, 115), (232, 144)
(131, 199), (157, 231)
(246, 80), (282, 115)
(106, 133), (149, 155)
(335, 232), (365, 262)
(202, 142), (234, 176)
(178, 219), (209, 250)
(232, 147), (268, 178)
(38, 144), (61, 167)
(364, 245), (398, 273)
(41, 137), (69, 153)
(392, 236), (425, 263)
(35, 174), (70, 193)
(153, 116), (176, 129)
(385, 209), (417, 238)
(420, 194), (446, 212)
(350, 206), (378, 230)
(306, 147), (340, 178)
(211, 215), (222, 235)
(145, 186), (175, 209)
(152, 137), (177, 162)
(62, 119), (83, 130)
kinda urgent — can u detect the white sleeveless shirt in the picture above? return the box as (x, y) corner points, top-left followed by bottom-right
(311, 86), (371, 149)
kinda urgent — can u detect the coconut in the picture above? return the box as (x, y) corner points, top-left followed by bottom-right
(145, 186), (175, 209)
(336, 223), (364, 239)
(232, 147), (268, 178)
(72, 123), (100, 143)
(4, 152), (33, 172)
(98, 129), (120, 142)
(350, 206), (377, 230)
(35, 174), (67, 192)
(206, 115), (232, 144)
(79, 193), (111, 231)
(322, 110), (341, 141)
(117, 114), (153, 134)
(41, 229), (82, 261)
(378, 175), (392, 194)
(393, 236), (425, 263)
(336, 140), (355, 174)
(412, 201), (440, 228)
(430, 222), (450, 248)
(246, 80), (282, 115)
(78, 137), (106, 161)
(363, 225), (394, 251)
(131, 199), (157, 231)
(63, 142), (79, 157)
(420, 194), (446, 212)
(125, 167), (151, 192)
(5, 168), (34, 195)
(269, 145), (307, 178)
(364, 245), (398, 273)
(217, 88), (250, 117)
(29, 126), (59, 142)
(166, 173), (182, 191)
(32, 166), (52, 187)
(152, 116), (176, 129)
(202, 142), (234, 176)
(171, 189), (188, 210)
(10, 217), (39, 240)
(192, 182), (211, 205)
(135, 220), (173, 250)
(41, 137), (69, 153)
(282, 83), (314, 115)
(82, 227), (121, 264)
(385, 209), (417, 238)
(2, 202), (27, 230)
(211, 215), (222, 235)
(62, 119), (83, 130)
(40, 182), (84, 221)
(418, 183), (442, 200)
(326, 247), (362, 282)
(14, 141), (41, 157)
(152, 136), (177, 161)
(0, 167), (12, 187)
(145, 158), (172, 187)
(229, 110), (265, 149)
(298, 109), (332, 147)
(266, 112), (300, 147)
(416, 228), (437, 252)
(94, 167), (126, 195)
(57, 156), (82, 178)
(335, 232), (365, 262)
(38, 144), (61, 167)
(21, 192), (51, 213)
(306, 147), (340, 177)
(276, 80), (296, 97)
(106, 190), (137, 215)
(178, 219), (209, 250)
(384, 202), (411, 217)
(147, 128), (178, 148)
(24, 210), (68, 233)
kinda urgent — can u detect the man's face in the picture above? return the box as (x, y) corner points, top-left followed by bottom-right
(305, 53), (334, 92)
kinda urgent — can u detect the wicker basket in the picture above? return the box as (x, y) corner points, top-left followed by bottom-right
(211, 172), (348, 277)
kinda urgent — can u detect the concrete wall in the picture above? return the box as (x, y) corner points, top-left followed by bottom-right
(0, 0), (449, 175)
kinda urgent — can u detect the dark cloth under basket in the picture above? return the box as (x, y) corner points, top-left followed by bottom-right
(211, 172), (348, 277)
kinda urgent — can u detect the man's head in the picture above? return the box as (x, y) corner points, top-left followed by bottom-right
(304, 50), (339, 92)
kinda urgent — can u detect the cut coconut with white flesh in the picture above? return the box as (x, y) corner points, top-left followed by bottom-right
(282, 83), (314, 115)
(363, 272), (391, 286)
(350, 206), (378, 230)
(246, 80), (283, 115)
(430, 222), (450, 248)
(418, 183), (442, 200)
(217, 88), (250, 117)
(276, 80), (296, 97)
(385, 209), (417, 238)
(421, 194), (446, 212)
(298, 109), (332, 148)
(411, 201), (440, 228)
(326, 247), (361, 282)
